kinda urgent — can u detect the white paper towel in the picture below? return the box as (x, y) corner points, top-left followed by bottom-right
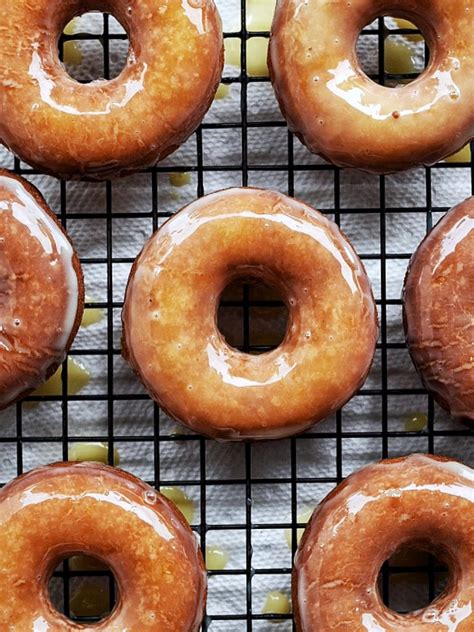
(0, 3), (472, 628)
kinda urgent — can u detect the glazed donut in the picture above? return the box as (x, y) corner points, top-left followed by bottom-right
(0, 170), (84, 409)
(294, 454), (474, 631)
(122, 187), (378, 440)
(403, 197), (474, 422)
(269, 0), (474, 173)
(0, 0), (223, 180)
(0, 462), (206, 630)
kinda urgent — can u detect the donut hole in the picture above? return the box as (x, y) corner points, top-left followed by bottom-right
(377, 543), (450, 614)
(48, 554), (118, 624)
(356, 16), (429, 87)
(217, 277), (289, 354)
(59, 12), (129, 82)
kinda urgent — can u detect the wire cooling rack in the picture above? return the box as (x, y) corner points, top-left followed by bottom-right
(0, 2), (473, 629)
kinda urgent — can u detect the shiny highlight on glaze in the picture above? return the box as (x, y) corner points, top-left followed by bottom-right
(403, 197), (474, 423)
(269, 0), (474, 173)
(0, 0), (223, 180)
(294, 454), (474, 631)
(0, 170), (84, 409)
(0, 462), (206, 630)
(122, 187), (378, 440)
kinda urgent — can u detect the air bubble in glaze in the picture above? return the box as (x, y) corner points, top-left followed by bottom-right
(422, 609), (438, 622)
(144, 490), (157, 505)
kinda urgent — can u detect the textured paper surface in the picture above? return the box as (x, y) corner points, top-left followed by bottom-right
(0, 3), (472, 628)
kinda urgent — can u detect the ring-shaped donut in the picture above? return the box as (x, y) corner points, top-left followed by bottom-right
(0, 170), (84, 409)
(294, 454), (474, 631)
(0, 0), (223, 180)
(269, 0), (474, 173)
(0, 462), (206, 630)
(403, 197), (474, 422)
(122, 187), (378, 440)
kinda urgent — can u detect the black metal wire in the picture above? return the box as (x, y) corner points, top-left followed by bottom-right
(1, 9), (472, 629)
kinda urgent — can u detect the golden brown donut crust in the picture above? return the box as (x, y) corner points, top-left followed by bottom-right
(0, 462), (206, 631)
(403, 197), (474, 422)
(293, 454), (474, 631)
(0, 0), (223, 180)
(122, 187), (378, 440)
(0, 170), (84, 409)
(269, 0), (474, 173)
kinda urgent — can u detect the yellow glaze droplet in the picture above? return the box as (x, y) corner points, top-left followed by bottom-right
(81, 294), (104, 328)
(206, 546), (229, 571)
(27, 357), (90, 404)
(63, 19), (83, 67)
(392, 18), (424, 42)
(224, 37), (241, 68)
(246, 0), (277, 32)
(68, 442), (120, 466)
(444, 144), (471, 163)
(384, 39), (416, 76)
(225, 35), (271, 76)
(69, 555), (108, 572)
(161, 486), (194, 524)
(405, 412), (428, 432)
(69, 580), (111, 618)
(285, 506), (314, 549)
(169, 424), (187, 436)
(169, 172), (191, 188)
(64, 18), (79, 36)
(63, 41), (83, 67)
(215, 83), (230, 100)
(262, 591), (291, 621)
(247, 37), (270, 77)
(160, 486), (188, 504)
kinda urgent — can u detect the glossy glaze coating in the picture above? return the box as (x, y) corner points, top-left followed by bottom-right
(294, 454), (474, 631)
(122, 187), (378, 440)
(269, 0), (474, 173)
(0, 0), (223, 180)
(0, 462), (206, 630)
(0, 170), (84, 409)
(403, 198), (474, 423)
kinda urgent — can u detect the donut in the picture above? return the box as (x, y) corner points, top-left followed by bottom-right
(0, 0), (223, 180)
(269, 0), (474, 173)
(122, 187), (378, 440)
(403, 197), (474, 422)
(294, 454), (474, 631)
(0, 462), (206, 630)
(0, 170), (84, 409)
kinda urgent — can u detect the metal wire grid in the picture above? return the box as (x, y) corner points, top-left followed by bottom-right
(0, 3), (472, 629)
